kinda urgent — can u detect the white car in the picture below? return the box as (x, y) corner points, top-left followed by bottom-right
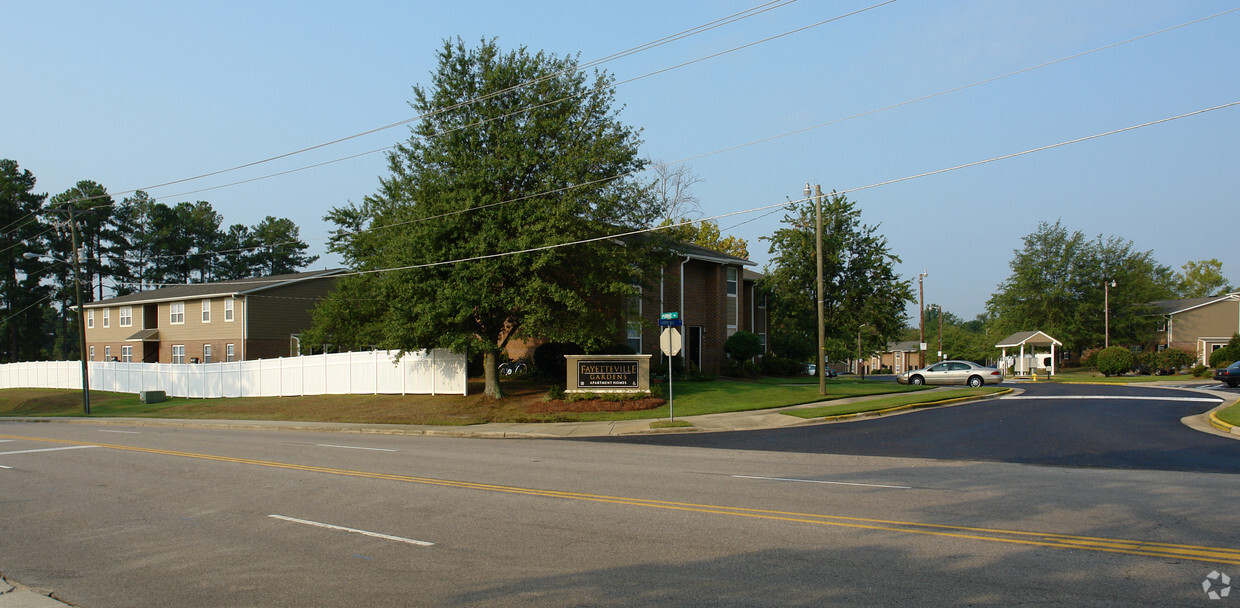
(897, 360), (1003, 387)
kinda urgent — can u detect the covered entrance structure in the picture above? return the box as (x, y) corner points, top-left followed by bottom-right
(997, 330), (1063, 377)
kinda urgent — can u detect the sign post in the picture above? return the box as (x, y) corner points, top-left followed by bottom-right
(659, 321), (683, 422)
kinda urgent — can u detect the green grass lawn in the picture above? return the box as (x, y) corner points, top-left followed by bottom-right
(1046, 370), (1203, 383)
(783, 386), (1008, 419)
(0, 377), (927, 425)
(1214, 403), (1240, 427)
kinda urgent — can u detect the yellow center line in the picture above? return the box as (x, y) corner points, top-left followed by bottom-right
(5, 432), (1239, 564)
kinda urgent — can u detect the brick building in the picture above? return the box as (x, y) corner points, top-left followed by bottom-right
(81, 269), (343, 364)
(628, 243), (768, 374)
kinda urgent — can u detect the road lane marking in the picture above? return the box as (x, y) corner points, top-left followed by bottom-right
(733, 475), (911, 489)
(0, 445), (98, 456)
(268, 514), (433, 546)
(0, 465), (10, 469)
(1001, 395), (1221, 402)
(316, 444), (397, 452)
(99, 430), (140, 434)
(4, 432), (1240, 565)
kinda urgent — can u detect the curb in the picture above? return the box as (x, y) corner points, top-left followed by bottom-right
(805, 387), (1015, 423)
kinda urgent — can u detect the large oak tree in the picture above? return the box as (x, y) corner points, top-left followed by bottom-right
(310, 38), (662, 398)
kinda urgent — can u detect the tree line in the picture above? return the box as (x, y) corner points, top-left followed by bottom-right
(1, 159), (317, 362)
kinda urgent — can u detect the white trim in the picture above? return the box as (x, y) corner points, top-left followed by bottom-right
(170, 301), (185, 325)
(201, 299), (211, 324)
(119, 306), (132, 327)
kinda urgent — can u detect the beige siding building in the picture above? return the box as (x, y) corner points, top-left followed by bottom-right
(1151, 292), (1240, 364)
(82, 270), (343, 364)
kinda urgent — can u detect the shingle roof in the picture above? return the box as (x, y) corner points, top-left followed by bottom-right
(1149, 293), (1240, 316)
(83, 268), (345, 308)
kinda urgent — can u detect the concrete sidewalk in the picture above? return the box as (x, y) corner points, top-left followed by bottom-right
(1, 390), (943, 439)
(0, 578), (68, 608)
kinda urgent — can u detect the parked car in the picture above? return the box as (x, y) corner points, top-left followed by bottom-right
(1216, 361), (1240, 388)
(897, 360), (1003, 387)
(805, 363), (837, 378)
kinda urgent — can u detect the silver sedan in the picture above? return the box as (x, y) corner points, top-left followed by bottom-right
(897, 360), (1003, 387)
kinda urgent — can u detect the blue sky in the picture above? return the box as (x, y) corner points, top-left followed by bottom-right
(4, 1), (1237, 321)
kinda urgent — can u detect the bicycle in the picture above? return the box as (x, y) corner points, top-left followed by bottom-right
(499, 360), (529, 376)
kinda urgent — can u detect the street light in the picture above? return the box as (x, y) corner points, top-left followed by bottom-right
(25, 250), (90, 415)
(805, 182), (826, 396)
(1104, 279), (1117, 348)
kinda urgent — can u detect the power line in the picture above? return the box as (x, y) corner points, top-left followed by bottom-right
(19, 6), (1238, 267)
(113, 99), (1239, 289)
(24, 0), (805, 212)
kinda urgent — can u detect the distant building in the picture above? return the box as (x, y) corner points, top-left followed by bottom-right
(82, 269), (344, 364)
(1150, 292), (1240, 364)
(867, 340), (927, 375)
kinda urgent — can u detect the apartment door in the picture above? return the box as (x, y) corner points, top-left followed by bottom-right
(688, 326), (703, 371)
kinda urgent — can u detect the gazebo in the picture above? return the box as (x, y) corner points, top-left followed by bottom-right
(996, 330), (1063, 377)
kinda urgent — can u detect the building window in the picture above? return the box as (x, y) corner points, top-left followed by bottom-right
(224, 299), (234, 322)
(87, 310), (95, 329)
(120, 306), (132, 327)
(89, 345), (95, 360)
(104, 345), (111, 360)
(201, 300), (211, 323)
(102, 308), (110, 328)
(172, 345), (186, 364)
(726, 267), (738, 332)
(121, 345), (133, 362)
(627, 322), (642, 354)
(226, 343), (236, 362)
(170, 302), (185, 325)
(203, 344), (212, 363)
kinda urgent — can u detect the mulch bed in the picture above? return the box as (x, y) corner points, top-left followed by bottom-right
(527, 397), (666, 413)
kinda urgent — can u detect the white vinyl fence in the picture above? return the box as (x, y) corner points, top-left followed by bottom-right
(0, 349), (467, 398)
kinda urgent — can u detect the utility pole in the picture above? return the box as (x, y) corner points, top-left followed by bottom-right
(937, 304), (944, 364)
(806, 183), (826, 396)
(918, 271), (927, 367)
(31, 204), (92, 415)
(68, 205), (90, 415)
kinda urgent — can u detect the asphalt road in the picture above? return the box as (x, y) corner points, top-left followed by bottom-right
(2, 383), (1239, 606)
(591, 382), (1240, 473)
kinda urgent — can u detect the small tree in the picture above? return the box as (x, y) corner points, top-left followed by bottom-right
(1095, 345), (1135, 377)
(725, 331), (762, 362)
(1209, 334), (1240, 367)
(1152, 347), (1192, 375)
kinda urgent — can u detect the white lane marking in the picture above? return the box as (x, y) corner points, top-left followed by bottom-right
(99, 430), (140, 434)
(0, 440), (13, 443)
(0, 465), (10, 469)
(1000, 395), (1220, 402)
(316, 444), (397, 452)
(0, 445), (99, 456)
(268, 514), (433, 546)
(733, 475), (911, 489)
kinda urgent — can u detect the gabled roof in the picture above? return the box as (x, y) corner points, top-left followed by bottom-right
(83, 268), (346, 309)
(1149, 292), (1240, 316)
(996, 330), (1063, 348)
(674, 241), (756, 267)
(884, 340), (921, 353)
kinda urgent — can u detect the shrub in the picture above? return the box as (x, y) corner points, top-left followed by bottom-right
(760, 355), (804, 377)
(724, 331), (763, 362)
(721, 358), (761, 378)
(1152, 348), (1193, 375)
(1095, 345), (1135, 377)
(1209, 333), (1240, 368)
(1192, 363), (1210, 377)
(1079, 347), (1102, 370)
